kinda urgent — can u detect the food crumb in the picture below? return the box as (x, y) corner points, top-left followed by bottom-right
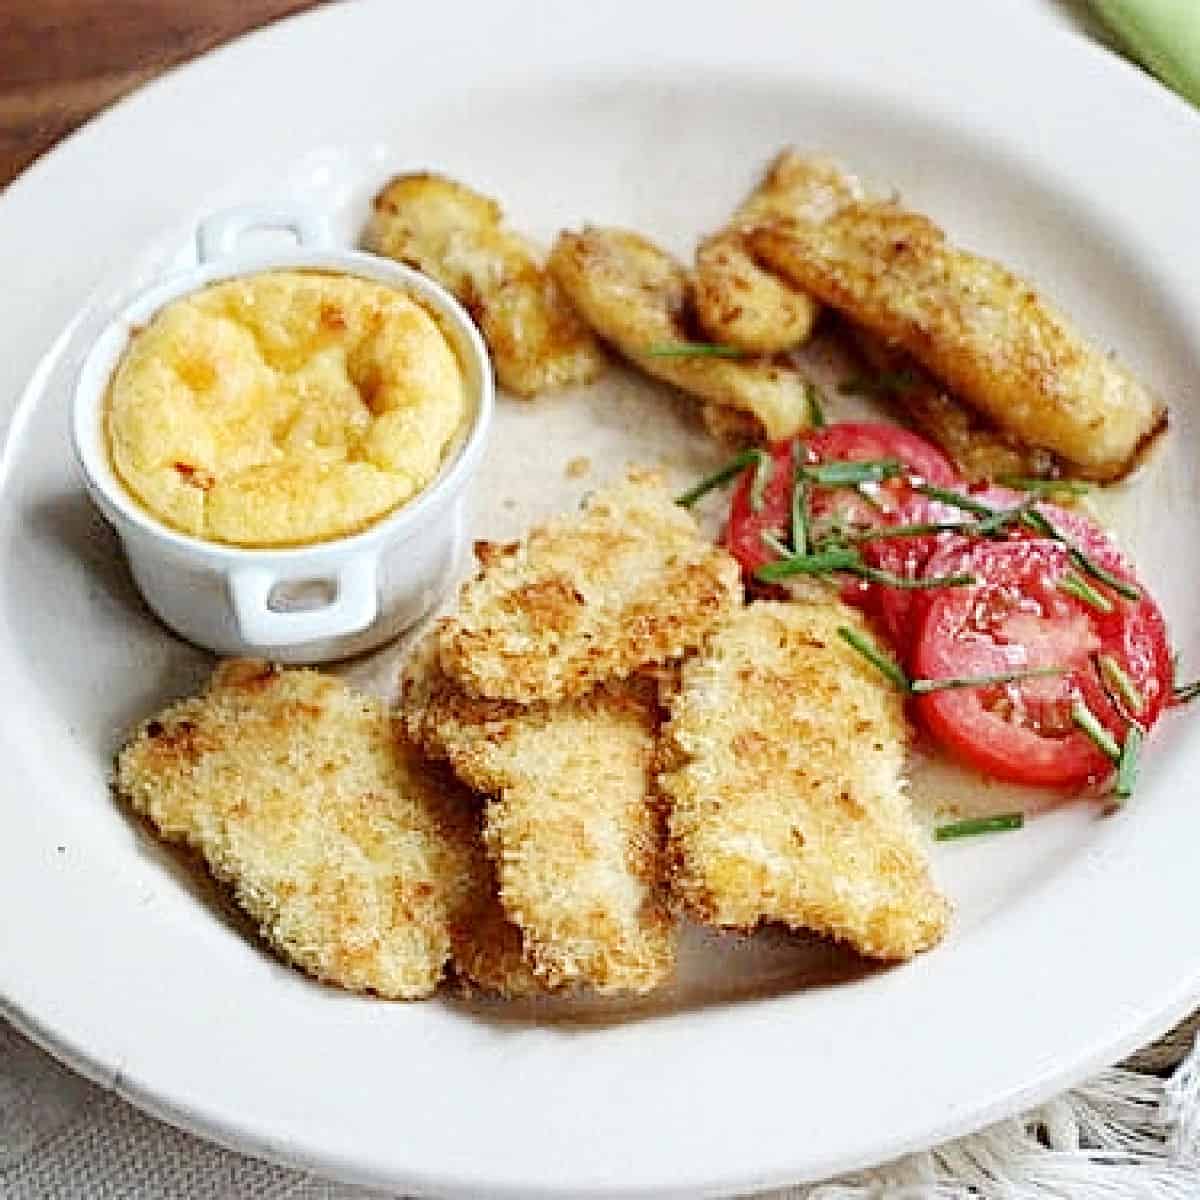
(565, 456), (591, 480)
(502, 498), (517, 511)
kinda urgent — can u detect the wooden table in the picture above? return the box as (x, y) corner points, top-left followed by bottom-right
(0, 0), (322, 187)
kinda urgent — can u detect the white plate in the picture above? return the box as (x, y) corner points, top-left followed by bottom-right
(2, 2), (1200, 1196)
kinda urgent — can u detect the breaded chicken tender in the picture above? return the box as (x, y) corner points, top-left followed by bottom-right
(116, 659), (504, 999)
(660, 602), (947, 960)
(438, 468), (742, 704)
(848, 328), (1062, 482)
(403, 644), (675, 993)
(693, 151), (862, 353)
(751, 203), (1165, 480)
(548, 226), (812, 440)
(366, 173), (604, 397)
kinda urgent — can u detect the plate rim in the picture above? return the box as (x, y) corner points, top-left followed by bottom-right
(2, 2), (1200, 1196)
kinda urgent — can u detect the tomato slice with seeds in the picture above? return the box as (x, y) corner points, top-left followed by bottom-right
(911, 538), (1171, 788)
(724, 422), (958, 580)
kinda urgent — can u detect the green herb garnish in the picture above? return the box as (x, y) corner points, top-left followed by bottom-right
(645, 341), (745, 358)
(847, 520), (974, 543)
(1070, 699), (1122, 762)
(837, 369), (917, 397)
(1174, 679), (1200, 705)
(676, 449), (761, 507)
(910, 667), (1065, 694)
(791, 470), (809, 556)
(1098, 654), (1145, 715)
(806, 383), (826, 429)
(1020, 509), (1141, 601)
(836, 625), (910, 691)
(1113, 725), (1142, 803)
(755, 547), (862, 582)
(934, 812), (1024, 841)
(913, 484), (997, 517)
(748, 448), (773, 513)
(998, 476), (1092, 498)
(1057, 571), (1114, 613)
(800, 459), (903, 487)
(759, 530), (792, 560)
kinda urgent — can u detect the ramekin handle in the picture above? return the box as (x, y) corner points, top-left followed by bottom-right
(197, 205), (331, 263)
(227, 554), (379, 648)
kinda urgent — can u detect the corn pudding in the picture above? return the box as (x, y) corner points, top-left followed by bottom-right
(105, 270), (467, 546)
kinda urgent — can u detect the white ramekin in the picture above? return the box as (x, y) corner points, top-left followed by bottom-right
(71, 206), (494, 664)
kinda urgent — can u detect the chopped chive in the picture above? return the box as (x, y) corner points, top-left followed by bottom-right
(934, 812), (1024, 841)
(1113, 725), (1142, 803)
(913, 483), (997, 517)
(837, 369), (917, 397)
(675, 449), (760, 507)
(911, 666), (1065, 694)
(760, 530), (792, 560)
(805, 383), (826, 429)
(791, 470), (809, 557)
(974, 500), (1037, 537)
(998, 476), (1092, 498)
(800, 458), (903, 486)
(754, 547), (862, 583)
(847, 520), (973, 543)
(1174, 679), (1200, 705)
(836, 625), (910, 691)
(854, 483), (887, 512)
(1057, 571), (1114, 613)
(845, 565), (977, 590)
(748, 448), (773, 513)
(1098, 654), (1145, 714)
(1020, 509), (1141, 601)
(1070, 699), (1122, 762)
(645, 341), (745, 358)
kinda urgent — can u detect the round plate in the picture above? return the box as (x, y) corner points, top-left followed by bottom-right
(3, 3), (1200, 1196)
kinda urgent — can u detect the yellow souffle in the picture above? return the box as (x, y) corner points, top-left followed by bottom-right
(106, 270), (466, 546)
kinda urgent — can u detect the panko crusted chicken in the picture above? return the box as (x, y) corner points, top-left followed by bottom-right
(693, 150), (863, 354)
(115, 659), (529, 999)
(660, 602), (948, 961)
(438, 469), (742, 704)
(366, 173), (604, 397)
(548, 226), (813, 441)
(403, 645), (675, 993)
(751, 202), (1166, 481)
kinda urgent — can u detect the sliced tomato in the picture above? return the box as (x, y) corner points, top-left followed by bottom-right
(911, 538), (1171, 788)
(724, 422), (958, 580)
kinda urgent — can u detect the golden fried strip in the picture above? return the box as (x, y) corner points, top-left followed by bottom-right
(693, 151), (861, 353)
(660, 602), (948, 961)
(438, 468), (742, 704)
(116, 660), (494, 999)
(848, 327), (1063, 481)
(547, 226), (812, 440)
(752, 202), (1165, 480)
(366, 173), (604, 398)
(403, 645), (675, 994)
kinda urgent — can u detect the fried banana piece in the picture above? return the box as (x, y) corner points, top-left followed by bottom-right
(660, 602), (948, 960)
(115, 659), (498, 999)
(438, 468), (742, 704)
(849, 328), (1062, 481)
(548, 226), (812, 440)
(366, 173), (604, 397)
(693, 151), (861, 353)
(751, 203), (1165, 481)
(403, 647), (675, 994)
